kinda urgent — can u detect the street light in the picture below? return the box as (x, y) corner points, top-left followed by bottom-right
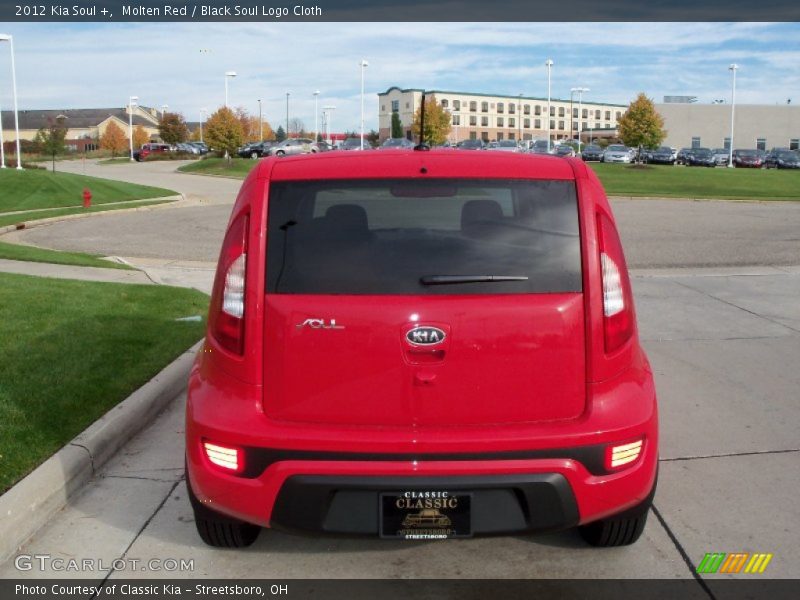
(128, 95), (138, 162)
(224, 71), (236, 108)
(545, 59), (553, 152)
(360, 59), (369, 150)
(323, 105), (335, 145)
(0, 96), (6, 168)
(313, 90), (320, 143)
(199, 108), (207, 143)
(728, 64), (738, 168)
(571, 87), (589, 152)
(257, 99), (262, 141)
(0, 33), (23, 169)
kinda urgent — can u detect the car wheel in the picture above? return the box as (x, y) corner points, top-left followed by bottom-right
(275, 150), (285, 156)
(186, 470), (260, 548)
(250, 152), (258, 159)
(579, 473), (657, 547)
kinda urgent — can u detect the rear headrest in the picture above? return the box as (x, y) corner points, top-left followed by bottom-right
(324, 204), (370, 241)
(461, 199), (504, 236)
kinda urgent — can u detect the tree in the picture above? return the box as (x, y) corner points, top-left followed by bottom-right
(411, 97), (452, 146)
(34, 116), (68, 157)
(204, 107), (244, 157)
(617, 93), (666, 155)
(100, 121), (128, 157)
(288, 118), (306, 138)
(189, 127), (202, 142)
(158, 112), (189, 144)
(367, 129), (380, 146)
(390, 111), (403, 138)
(133, 125), (150, 149)
(275, 125), (286, 142)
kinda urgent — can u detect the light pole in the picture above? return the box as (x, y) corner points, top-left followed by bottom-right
(161, 104), (168, 119)
(0, 34), (23, 169)
(285, 92), (290, 138)
(0, 96), (5, 168)
(128, 95), (138, 162)
(518, 93), (523, 144)
(313, 90), (320, 142)
(360, 59), (369, 150)
(257, 99), (262, 141)
(545, 59), (553, 152)
(224, 71), (236, 108)
(728, 64), (738, 168)
(323, 105), (335, 145)
(571, 87), (589, 152)
(199, 108), (207, 143)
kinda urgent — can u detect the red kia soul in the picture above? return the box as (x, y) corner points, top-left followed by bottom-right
(185, 149), (658, 548)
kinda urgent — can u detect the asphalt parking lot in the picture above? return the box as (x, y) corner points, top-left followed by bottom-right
(1, 160), (798, 583)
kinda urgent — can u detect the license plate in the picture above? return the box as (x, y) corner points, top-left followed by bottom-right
(380, 492), (472, 539)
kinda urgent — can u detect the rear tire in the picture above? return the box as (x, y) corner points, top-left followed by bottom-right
(186, 470), (260, 548)
(579, 473), (657, 547)
(250, 152), (258, 159)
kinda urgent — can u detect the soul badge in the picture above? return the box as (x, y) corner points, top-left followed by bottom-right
(380, 491), (472, 539)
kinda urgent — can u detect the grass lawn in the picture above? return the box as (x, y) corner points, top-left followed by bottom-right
(178, 157), (256, 178)
(0, 240), (133, 270)
(0, 272), (208, 492)
(0, 169), (176, 212)
(590, 163), (800, 200)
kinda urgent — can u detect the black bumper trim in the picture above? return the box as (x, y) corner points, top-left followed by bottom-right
(270, 474), (580, 536)
(241, 443), (609, 478)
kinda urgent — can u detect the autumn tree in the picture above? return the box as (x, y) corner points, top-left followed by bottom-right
(100, 121), (128, 157)
(617, 93), (666, 155)
(391, 111), (403, 138)
(159, 112), (189, 144)
(411, 96), (451, 146)
(133, 125), (150, 149)
(204, 107), (244, 157)
(189, 127), (202, 142)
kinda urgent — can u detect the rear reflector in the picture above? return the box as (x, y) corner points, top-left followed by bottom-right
(606, 439), (644, 470)
(203, 441), (242, 472)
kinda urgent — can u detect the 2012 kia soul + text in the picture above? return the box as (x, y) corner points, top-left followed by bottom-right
(185, 150), (658, 548)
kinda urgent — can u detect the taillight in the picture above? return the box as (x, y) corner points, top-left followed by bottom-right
(597, 213), (634, 353)
(605, 438), (644, 471)
(209, 213), (249, 355)
(203, 440), (243, 473)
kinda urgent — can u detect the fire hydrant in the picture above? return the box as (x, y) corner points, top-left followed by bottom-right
(82, 188), (92, 208)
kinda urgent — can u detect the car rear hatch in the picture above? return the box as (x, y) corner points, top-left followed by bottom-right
(262, 177), (586, 428)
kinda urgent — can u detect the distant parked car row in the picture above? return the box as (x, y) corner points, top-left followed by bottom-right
(133, 141), (209, 161)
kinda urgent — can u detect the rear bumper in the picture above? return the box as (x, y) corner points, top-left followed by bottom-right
(186, 349), (658, 535)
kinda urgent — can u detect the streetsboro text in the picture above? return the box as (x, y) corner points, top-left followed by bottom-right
(121, 5), (323, 17)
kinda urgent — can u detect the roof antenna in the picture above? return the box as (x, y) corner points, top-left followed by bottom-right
(414, 92), (430, 151)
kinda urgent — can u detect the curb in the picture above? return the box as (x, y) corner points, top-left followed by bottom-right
(608, 195), (799, 203)
(0, 195), (184, 236)
(0, 339), (202, 564)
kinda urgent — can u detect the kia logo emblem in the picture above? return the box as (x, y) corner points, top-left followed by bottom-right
(406, 326), (446, 346)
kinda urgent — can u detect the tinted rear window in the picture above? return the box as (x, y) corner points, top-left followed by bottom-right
(266, 179), (582, 295)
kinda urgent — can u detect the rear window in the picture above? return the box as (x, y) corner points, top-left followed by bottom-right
(265, 179), (582, 295)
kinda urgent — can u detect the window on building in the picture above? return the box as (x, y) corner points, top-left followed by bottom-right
(691, 137), (701, 148)
(441, 99), (448, 108)
(497, 132), (504, 140)
(497, 117), (504, 127)
(558, 121), (565, 130)
(470, 115), (477, 126)
(523, 133), (532, 141)
(790, 139), (799, 150)
(481, 116), (489, 127)
(723, 137), (731, 150)
(582, 109), (588, 118)
(605, 110), (611, 120)
(391, 100), (399, 112)
(550, 106), (556, 117)
(509, 132), (515, 140)
(509, 118), (515, 128)
(535, 105), (541, 115)
(534, 119), (541, 129)
(509, 103), (516, 114)
(550, 119), (555, 130)
(615, 111), (622, 120)
(595, 110), (601, 120)
(558, 107), (565, 117)
(524, 104), (530, 115)
(453, 100), (460, 111)
(572, 121), (578, 134)
(470, 101), (477, 112)
(469, 131), (477, 140)
(572, 108), (578, 118)
(406, 102), (410, 109)
(481, 132), (489, 141)
(497, 102), (504, 113)
(453, 115), (461, 126)
(756, 138), (766, 151)
(524, 118), (530, 129)
(481, 102), (489, 113)
(381, 105), (385, 112)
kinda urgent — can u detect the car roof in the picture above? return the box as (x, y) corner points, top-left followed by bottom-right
(257, 149), (576, 182)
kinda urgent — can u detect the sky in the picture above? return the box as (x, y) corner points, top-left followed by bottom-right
(0, 22), (797, 132)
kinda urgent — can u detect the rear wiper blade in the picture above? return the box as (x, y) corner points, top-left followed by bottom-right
(420, 275), (529, 285)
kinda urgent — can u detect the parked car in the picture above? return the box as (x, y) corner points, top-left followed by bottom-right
(133, 143), (170, 162)
(685, 148), (716, 167)
(731, 149), (764, 168)
(340, 137), (371, 151)
(529, 140), (551, 154)
(765, 150), (800, 169)
(645, 146), (676, 165)
(266, 138), (316, 156)
(711, 148), (730, 167)
(313, 141), (335, 152)
(189, 142), (210, 155)
(602, 145), (632, 163)
(176, 142), (200, 155)
(186, 149), (658, 549)
(676, 148), (693, 165)
(554, 144), (576, 158)
(379, 138), (415, 150)
(488, 140), (522, 152)
(580, 145), (604, 162)
(238, 141), (276, 159)
(456, 139), (486, 150)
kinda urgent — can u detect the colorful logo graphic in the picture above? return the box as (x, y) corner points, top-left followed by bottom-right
(697, 552), (773, 574)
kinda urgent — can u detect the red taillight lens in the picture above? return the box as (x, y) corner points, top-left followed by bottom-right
(203, 441), (243, 473)
(209, 213), (249, 355)
(597, 213), (634, 353)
